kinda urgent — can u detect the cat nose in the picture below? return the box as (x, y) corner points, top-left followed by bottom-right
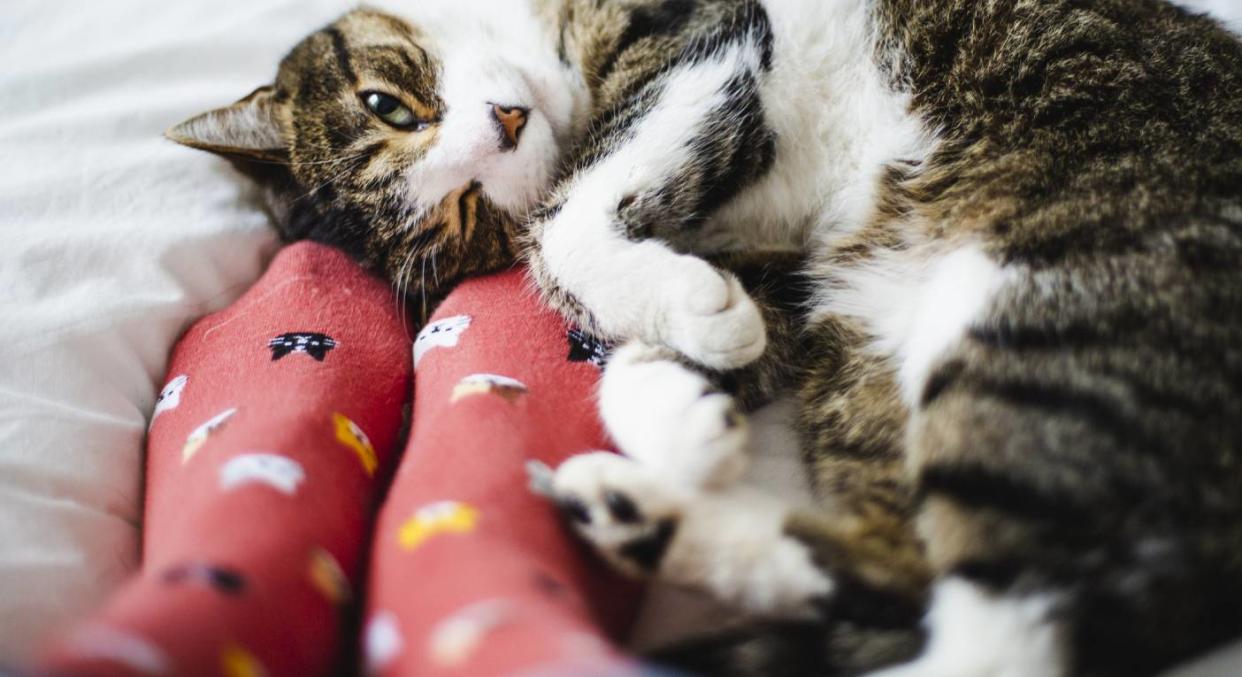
(491, 104), (529, 151)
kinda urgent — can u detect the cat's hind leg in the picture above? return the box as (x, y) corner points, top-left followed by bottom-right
(549, 451), (833, 617)
(598, 341), (751, 489)
(597, 253), (811, 488)
(870, 247), (1242, 677)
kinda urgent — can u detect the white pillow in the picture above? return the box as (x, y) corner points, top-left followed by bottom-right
(1178, 0), (1242, 30)
(0, 0), (351, 663)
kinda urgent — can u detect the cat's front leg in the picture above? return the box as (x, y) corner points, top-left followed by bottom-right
(526, 206), (766, 370)
(598, 341), (752, 489)
(594, 255), (808, 489)
(523, 38), (778, 370)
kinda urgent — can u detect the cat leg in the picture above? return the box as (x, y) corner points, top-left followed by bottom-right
(628, 317), (934, 677)
(526, 206), (765, 371)
(599, 341), (751, 489)
(549, 451), (833, 617)
(597, 252), (811, 488)
(791, 316), (931, 600)
(557, 315), (928, 621)
(863, 579), (1063, 677)
(523, 36), (777, 370)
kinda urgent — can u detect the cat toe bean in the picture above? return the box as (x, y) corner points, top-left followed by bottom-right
(550, 452), (686, 578)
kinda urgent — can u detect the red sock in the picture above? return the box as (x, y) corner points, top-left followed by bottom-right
(40, 242), (412, 676)
(39, 246), (642, 676)
(363, 269), (643, 676)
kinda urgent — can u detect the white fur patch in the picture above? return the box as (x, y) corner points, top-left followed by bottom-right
(599, 341), (749, 488)
(669, 487), (835, 616)
(553, 453), (831, 616)
(869, 578), (1064, 677)
(897, 246), (1008, 403)
(714, 0), (939, 248)
(817, 244), (1009, 405)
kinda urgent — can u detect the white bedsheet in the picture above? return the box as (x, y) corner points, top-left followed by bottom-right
(0, 0), (354, 663)
(0, 0), (1239, 671)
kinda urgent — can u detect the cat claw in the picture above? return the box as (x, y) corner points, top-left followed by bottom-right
(525, 460), (556, 498)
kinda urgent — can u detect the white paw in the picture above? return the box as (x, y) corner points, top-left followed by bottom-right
(600, 342), (749, 489)
(550, 452), (686, 578)
(549, 453), (833, 617)
(681, 490), (836, 616)
(656, 257), (766, 370)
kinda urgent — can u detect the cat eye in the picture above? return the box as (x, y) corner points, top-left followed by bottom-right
(361, 91), (431, 131)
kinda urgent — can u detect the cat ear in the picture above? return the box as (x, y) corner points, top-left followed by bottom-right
(166, 86), (288, 163)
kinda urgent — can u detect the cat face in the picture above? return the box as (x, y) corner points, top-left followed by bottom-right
(168, 6), (580, 303)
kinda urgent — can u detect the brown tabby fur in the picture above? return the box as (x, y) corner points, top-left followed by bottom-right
(711, 2), (1242, 675)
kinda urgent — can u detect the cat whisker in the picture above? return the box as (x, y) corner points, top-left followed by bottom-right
(241, 148), (373, 168)
(419, 255), (429, 327)
(289, 151), (374, 167)
(294, 153), (371, 201)
(394, 248), (417, 342)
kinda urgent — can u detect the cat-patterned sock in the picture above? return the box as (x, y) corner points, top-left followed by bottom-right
(363, 268), (643, 677)
(40, 242), (412, 675)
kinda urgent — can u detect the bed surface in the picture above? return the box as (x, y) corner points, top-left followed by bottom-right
(0, 0), (353, 661)
(1, 0), (1239, 670)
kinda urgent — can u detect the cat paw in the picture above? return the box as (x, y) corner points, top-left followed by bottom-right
(656, 257), (766, 371)
(552, 453), (833, 615)
(550, 452), (685, 579)
(600, 341), (749, 489)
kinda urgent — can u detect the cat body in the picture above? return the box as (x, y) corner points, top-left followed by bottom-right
(170, 1), (1242, 675)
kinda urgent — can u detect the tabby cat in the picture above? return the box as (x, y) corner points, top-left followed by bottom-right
(169, 0), (1242, 675)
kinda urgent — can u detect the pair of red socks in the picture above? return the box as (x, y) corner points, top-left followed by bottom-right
(41, 242), (641, 676)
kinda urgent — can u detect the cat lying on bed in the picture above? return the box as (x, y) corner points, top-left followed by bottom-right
(169, 1), (1242, 675)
